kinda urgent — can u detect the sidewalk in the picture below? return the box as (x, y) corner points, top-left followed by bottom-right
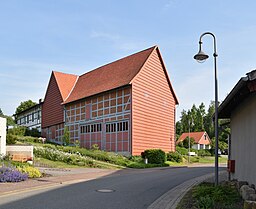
(0, 168), (117, 196)
(147, 170), (228, 209)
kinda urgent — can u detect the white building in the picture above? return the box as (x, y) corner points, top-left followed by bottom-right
(0, 117), (6, 156)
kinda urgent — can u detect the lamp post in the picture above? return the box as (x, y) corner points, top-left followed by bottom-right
(194, 32), (219, 186)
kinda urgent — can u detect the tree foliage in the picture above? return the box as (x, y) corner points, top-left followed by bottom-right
(176, 101), (230, 150)
(15, 100), (37, 116)
(0, 108), (15, 126)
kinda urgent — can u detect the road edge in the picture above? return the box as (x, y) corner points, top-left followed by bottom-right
(147, 170), (226, 209)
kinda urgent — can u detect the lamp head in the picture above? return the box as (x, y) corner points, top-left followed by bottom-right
(194, 50), (209, 63)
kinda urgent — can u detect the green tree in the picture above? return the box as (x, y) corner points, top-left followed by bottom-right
(204, 101), (215, 139)
(15, 100), (37, 116)
(178, 103), (206, 134)
(63, 126), (70, 146)
(183, 137), (195, 149)
(0, 108), (15, 126)
(0, 108), (3, 116)
(176, 101), (230, 151)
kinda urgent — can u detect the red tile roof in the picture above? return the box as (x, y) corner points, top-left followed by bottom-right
(177, 131), (208, 144)
(63, 46), (156, 104)
(53, 71), (78, 101)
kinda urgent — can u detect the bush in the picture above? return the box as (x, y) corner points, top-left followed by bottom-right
(91, 144), (99, 150)
(143, 149), (166, 164)
(0, 166), (28, 182)
(167, 152), (183, 163)
(8, 126), (26, 136)
(176, 146), (188, 155)
(193, 182), (241, 208)
(25, 128), (41, 137)
(17, 166), (42, 178)
(6, 134), (18, 145)
(197, 149), (212, 157)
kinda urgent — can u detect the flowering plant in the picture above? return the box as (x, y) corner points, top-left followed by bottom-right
(0, 165), (28, 182)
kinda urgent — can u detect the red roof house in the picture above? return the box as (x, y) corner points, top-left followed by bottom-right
(42, 46), (178, 155)
(177, 131), (211, 150)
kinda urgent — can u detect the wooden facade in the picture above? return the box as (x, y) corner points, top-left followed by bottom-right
(131, 49), (177, 155)
(42, 46), (178, 155)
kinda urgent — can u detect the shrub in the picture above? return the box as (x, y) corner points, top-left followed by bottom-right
(176, 146), (188, 155)
(129, 155), (143, 163)
(0, 166), (28, 182)
(167, 152), (183, 163)
(143, 149), (166, 164)
(91, 144), (99, 150)
(193, 182), (241, 208)
(63, 127), (70, 146)
(6, 134), (18, 145)
(25, 128), (41, 137)
(17, 166), (42, 178)
(8, 126), (26, 136)
(197, 149), (212, 157)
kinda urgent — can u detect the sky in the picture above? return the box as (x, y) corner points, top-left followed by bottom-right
(1, 0), (256, 121)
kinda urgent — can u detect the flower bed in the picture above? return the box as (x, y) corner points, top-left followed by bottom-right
(0, 166), (28, 182)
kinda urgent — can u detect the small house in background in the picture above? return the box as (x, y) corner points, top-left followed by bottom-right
(218, 69), (256, 186)
(177, 131), (211, 150)
(15, 99), (43, 132)
(41, 46), (179, 155)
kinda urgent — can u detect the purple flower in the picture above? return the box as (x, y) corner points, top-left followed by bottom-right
(0, 166), (28, 182)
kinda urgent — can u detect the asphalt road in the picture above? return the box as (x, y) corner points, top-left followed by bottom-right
(0, 166), (220, 209)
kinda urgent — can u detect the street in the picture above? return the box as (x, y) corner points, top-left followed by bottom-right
(0, 166), (222, 209)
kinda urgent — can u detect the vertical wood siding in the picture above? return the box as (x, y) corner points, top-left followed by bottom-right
(42, 73), (64, 128)
(132, 50), (176, 155)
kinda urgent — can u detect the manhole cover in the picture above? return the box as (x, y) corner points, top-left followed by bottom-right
(96, 189), (115, 193)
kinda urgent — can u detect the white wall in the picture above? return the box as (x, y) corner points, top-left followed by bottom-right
(0, 117), (6, 156)
(6, 145), (33, 158)
(231, 95), (256, 186)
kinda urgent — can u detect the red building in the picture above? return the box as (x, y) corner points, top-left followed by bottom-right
(42, 46), (178, 155)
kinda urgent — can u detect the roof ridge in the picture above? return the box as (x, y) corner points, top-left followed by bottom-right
(79, 45), (157, 78)
(129, 46), (157, 84)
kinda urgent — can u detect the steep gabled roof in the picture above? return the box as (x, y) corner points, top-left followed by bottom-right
(177, 131), (209, 144)
(64, 46), (155, 104)
(53, 71), (79, 101)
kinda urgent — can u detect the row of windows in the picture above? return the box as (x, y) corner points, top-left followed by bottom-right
(17, 111), (41, 125)
(106, 121), (128, 133)
(80, 121), (129, 134)
(80, 123), (102, 133)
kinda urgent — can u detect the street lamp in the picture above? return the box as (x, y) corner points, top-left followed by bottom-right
(194, 32), (219, 186)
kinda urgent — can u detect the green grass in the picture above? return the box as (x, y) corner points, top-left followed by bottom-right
(177, 182), (243, 209)
(34, 157), (123, 169)
(17, 138), (228, 169)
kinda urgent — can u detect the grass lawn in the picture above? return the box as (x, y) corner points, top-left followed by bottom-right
(177, 182), (243, 209)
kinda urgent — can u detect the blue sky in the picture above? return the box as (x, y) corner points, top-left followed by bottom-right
(1, 0), (256, 121)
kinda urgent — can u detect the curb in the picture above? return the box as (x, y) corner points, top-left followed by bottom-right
(147, 170), (226, 209)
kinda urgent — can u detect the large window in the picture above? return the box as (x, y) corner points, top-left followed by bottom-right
(106, 121), (128, 133)
(81, 123), (102, 133)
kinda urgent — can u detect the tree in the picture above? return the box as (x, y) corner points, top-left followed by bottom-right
(183, 137), (195, 149)
(0, 107), (15, 126)
(204, 101), (215, 139)
(178, 103), (206, 134)
(63, 126), (70, 146)
(0, 108), (3, 117)
(15, 100), (37, 116)
(176, 100), (230, 151)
